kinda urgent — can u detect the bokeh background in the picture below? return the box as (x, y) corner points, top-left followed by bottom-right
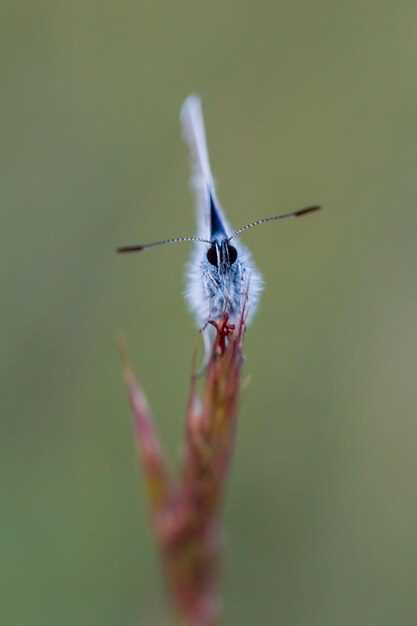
(2, 1), (417, 625)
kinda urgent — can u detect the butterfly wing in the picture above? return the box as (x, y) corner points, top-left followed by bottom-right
(180, 95), (231, 239)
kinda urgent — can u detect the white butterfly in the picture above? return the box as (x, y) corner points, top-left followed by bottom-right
(180, 95), (263, 357)
(118, 95), (319, 362)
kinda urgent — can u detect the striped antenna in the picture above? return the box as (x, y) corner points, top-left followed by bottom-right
(229, 205), (321, 240)
(117, 235), (211, 254)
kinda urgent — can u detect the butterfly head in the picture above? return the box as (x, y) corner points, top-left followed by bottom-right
(206, 238), (238, 273)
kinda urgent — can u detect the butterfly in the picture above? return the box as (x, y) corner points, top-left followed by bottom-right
(118, 95), (319, 361)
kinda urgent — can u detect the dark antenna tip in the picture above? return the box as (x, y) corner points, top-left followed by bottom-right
(116, 245), (145, 254)
(294, 205), (321, 217)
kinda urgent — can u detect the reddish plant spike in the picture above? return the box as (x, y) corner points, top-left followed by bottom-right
(121, 308), (247, 626)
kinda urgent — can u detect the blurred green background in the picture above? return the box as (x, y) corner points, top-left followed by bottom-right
(2, 1), (417, 625)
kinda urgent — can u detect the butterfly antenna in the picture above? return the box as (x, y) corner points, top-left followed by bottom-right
(117, 235), (211, 254)
(229, 205), (321, 240)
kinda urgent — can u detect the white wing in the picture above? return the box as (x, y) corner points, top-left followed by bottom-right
(180, 95), (230, 238)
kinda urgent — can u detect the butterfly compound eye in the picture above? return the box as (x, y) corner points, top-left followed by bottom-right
(207, 246), (218, 267)
(227, 245), (238, 264)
